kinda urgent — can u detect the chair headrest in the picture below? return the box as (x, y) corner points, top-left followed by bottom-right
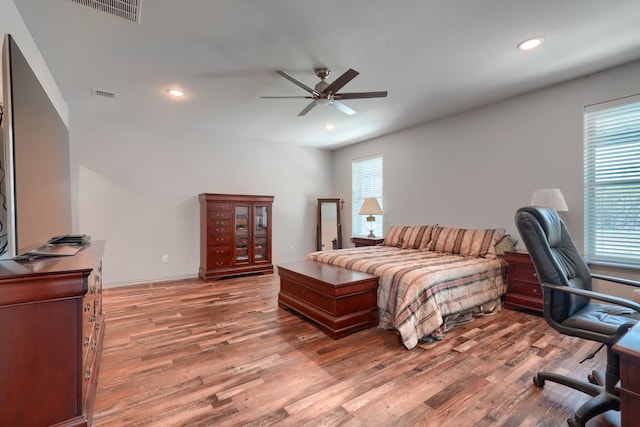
(517, 206), (562, 247)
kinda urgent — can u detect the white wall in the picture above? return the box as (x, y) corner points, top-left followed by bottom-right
(2, 0), (332, 287)
(334, 59), (640, 298)
(0, 0), (67, 126)
(6, 0), (640, 293)
(71, 110), (332, 285)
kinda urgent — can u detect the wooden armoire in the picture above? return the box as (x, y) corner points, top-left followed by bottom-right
(199, 193), (274, 280)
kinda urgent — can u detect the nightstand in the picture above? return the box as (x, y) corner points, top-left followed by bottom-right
(504, 249), (543, 312)
(352, 236), (385, 247)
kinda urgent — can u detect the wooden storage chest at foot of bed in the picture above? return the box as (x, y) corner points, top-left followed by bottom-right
(277, 261), (379, 339)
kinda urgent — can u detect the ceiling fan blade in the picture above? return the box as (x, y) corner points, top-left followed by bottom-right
(298, 101), (317, 116)
(275, 70), (318, 95)
(260, 96), (313, 99)
(331, 101), (356, 116)
(334, 91), (388, 99)
(323, 69), (359, 94)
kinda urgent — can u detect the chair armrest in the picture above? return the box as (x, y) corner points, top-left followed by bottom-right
(591, 273), (640, 288)
(542, 283), (640, 312)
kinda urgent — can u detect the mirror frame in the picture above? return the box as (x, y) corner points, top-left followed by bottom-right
(316, 198), (342, 251)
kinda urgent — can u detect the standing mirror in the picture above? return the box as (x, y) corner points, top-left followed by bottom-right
(317, 198), (342, 251)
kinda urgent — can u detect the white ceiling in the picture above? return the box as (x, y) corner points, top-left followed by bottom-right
(13, 0), (640, 150)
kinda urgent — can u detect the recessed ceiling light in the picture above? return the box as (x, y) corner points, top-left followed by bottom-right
(324, 123), (335, 131)
(517, 37), (544, 51)
(167, 88), (185, 97)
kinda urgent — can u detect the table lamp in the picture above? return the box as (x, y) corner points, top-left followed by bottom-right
(531, 188), (568, 211)
(359, 197), (383, 238)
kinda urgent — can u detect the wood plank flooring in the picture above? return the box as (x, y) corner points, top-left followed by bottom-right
(93, 273), (617, 427)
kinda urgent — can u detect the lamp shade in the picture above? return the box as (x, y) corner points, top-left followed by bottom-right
(531, 188), (568, 211)
(359, 198), (383, 215)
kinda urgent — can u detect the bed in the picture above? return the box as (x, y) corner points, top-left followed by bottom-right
(306, 225), (512, 349)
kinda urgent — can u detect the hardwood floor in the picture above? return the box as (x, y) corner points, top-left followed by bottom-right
(93, 273), (617, 427)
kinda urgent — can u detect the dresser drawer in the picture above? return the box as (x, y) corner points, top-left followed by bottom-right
(208, 210), (232, 221)
(211, 223), (232, 234)
(209, 246), (231, 257)
(207, 256), (232, 269)
(208, 202), (232, 212)
(208, 234), (232, 246)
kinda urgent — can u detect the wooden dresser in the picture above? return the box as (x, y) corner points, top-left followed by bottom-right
(504, 249), (543, 312)
(199, 193), (274, 280)
(0, 241), (105, 427)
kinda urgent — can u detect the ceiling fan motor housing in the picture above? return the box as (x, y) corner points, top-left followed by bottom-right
(314, 67), (331, 79)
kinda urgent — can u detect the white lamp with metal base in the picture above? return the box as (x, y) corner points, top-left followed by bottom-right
(359, 198), (383, 238)
(531, 188), (568, 211)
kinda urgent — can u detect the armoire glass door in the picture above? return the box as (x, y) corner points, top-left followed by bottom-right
(253, 204), (269, 263)
(234, 205), (250, 265)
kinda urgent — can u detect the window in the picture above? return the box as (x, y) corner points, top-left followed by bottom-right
(352, 155), (383, 237)
(584, 95), (640, 267)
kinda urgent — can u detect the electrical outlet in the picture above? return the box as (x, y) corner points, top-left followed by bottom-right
(289, 245), (294, 252)
(162, 255), (169, 263)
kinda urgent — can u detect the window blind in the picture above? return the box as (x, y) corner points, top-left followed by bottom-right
(352, 155), (383, 237)
(584, 94), (640, 267)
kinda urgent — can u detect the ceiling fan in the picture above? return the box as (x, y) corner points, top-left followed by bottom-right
(261, 67), (388, 116)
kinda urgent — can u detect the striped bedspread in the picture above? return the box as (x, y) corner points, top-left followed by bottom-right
(306, 246), (507, 349)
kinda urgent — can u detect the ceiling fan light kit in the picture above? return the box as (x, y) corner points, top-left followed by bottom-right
(261, 67), (388, 116)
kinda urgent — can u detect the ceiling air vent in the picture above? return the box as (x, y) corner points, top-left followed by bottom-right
(71, 0), (141, 23)
(91, 88), (118, 100)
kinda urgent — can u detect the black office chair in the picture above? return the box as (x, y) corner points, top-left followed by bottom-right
(515, 206), (640, 427)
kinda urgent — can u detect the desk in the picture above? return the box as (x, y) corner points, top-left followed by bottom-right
(613, 321), (640, 427)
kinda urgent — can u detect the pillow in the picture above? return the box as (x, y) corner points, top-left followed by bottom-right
(494, 234), (518, 256)
(428, 227), (506, 258)
(401, 225), (437, 249)
(382, 225), (408, 247)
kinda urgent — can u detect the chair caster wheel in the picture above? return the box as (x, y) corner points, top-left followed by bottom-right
(533, 375), (545, 387)
(587, 373), (596, 384)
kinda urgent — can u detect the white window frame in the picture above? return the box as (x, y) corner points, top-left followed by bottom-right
(352, 155), (383, 238)
(584, 94), (640, 268)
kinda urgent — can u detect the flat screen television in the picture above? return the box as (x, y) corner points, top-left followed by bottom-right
(0, 33), (72, 259)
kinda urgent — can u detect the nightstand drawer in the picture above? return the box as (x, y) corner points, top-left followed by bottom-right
(509, 264), (539, 284)
(511, 280), (543, 300)
(504, 250), (543, 313)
